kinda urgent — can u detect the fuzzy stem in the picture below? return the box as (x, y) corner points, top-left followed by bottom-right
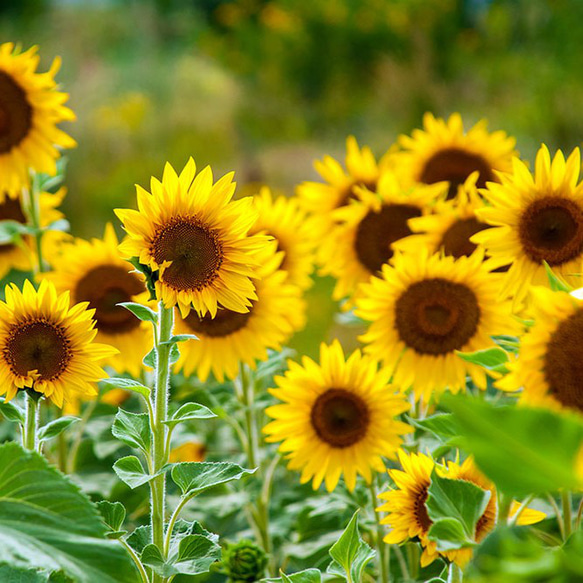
(562, 491), (572, 541)
(23, 392), (40, 451)
(448, 562), (463, 583)
(118, 538), (150, 583)
(547, 494), (565, 539)
(369, 480), (390, 583)
(150, 303), (174, 583)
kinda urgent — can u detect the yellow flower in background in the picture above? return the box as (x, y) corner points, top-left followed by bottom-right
(0, 187), (68, 279)
(174, 242), (305, 382)
(356, 251), (519, 402)
(264, 341), (411, 492)
(100, 388), (131, 407)
(0, 280), (116, 407)
(169, 441), (206, 463)
(249, 187), (315, 290)
(319, 170), (444, 302)
(116, 159), (268, 318)
(378, 450), (440, 567)
(44, 224), (152, 377)
(474, 146), (583, 306)
(497, 286), (583, 413)
(394, 112), (516, 200)
(0, 43), (76, 196)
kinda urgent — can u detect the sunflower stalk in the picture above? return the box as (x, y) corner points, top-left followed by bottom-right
(368, 478), (390, 583)
(448, 562), (463, 583)
(150, 302), (174, 583)
(23, 391), (40, 451)
(562, 491), (572, 540)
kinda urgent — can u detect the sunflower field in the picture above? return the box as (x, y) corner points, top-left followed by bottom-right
(2, 1), (583, 583)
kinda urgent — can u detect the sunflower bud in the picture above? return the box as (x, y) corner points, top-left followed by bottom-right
(220, 539), (268, 582)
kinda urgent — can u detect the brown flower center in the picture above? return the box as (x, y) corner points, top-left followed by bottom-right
(152, 217), (223, 292)
(544, 309), (583, 412)
(439, 217), (490, 258)
(413, 484), (432, 532)
(0, 71), (33, 154)
(518, 196), (583, 266)
(395, 278), (481, 355)
(354, 204), (421, 274)
(75, 265), (145, 335)
(0, 195), (27, 256)
(310, 388), (369, 448)
(4, 320), (71, 380)
(183, 306), (252, 338)
(420, 148), (494, 200)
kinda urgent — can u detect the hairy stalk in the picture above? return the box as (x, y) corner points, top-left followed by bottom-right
(119, 538), (150, 583)
(575, 497), (583, 531)
(150, 303), (174, 583)
(23, 392), (40, 451)
(368, 479), (389, 583)
(562, 491), (572, 540)
(448, 562), (463, 583)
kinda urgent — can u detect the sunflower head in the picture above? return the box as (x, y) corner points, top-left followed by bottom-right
(0, 280), (116, 407)
(264, 340), (411, 492)
(475, 145), (583, 304)
(356, 250), (519, 402)
(44, 223), (152, 377)
(0, 43), (76, 196)
(116, 158), (269, 318)
(394, 112), (517, 200)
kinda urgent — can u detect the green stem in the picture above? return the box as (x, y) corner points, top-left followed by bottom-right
(23, 392), (40, 451)
(237, 363), (259, 469)
(497, 492), (512, 525)
(118, 538), (149, 583)
(24, 174), (45, 275)
(150, 303), (174, 583)
(164, 495), (190, 556)
(575, 497), (583, 531)
(406, 543), (419, 580)
(67, 400), (97, 473)
(547, 494), (565, 540)
(562, 491), (572, 541)
(508, 494), (534, 527)
(448, 562), (463, 583)
(392, 545), (410, 582)
(369, 480), (389, 583)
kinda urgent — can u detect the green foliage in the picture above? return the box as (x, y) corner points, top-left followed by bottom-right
(0, 400), (24, 424)
(327, 511), (375, 582)
(117, 301), (157, 324)
(160, 334), (199, 346)
(96, 501), (126, 536)
(37, 417), (80, 443)
(171, 462), (256, 497)
(543, 261), (573, 292)
(0, 442), (137, 582)
(163, 402), (217, 429)
(111, 409), (151, 454)
(113, 455), (171, 489)
(426, 471), (491, 552)
(443, 395), (583, 496)
(100, 377), (151, 399)
(456, 347), (510, 374)
(265, 569), (322, 582)
(219, 539), (268, 582)
(408, 413), (458, 441)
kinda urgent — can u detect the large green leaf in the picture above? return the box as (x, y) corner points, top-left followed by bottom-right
(426, 471), (491, 552)
(111, 409), (151, 454)
(171, 462), (256, 497)
(0, 442), (137, 582)
(265, 569), (322, 582)
(328, 511), (375, 582)
(443, 395), (583, 496)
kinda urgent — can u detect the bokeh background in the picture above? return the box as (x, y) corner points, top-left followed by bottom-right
(2, 0), (582, 354)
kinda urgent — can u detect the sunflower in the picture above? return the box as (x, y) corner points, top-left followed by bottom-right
(473, 146), (583, 305)
(116, 158), (268, 317)
(0, 279), (116, 407)
(497, 285), (583, 413)
(0, 186), (68, 278)
(0, 43), (76, 197)
(263, 340), (411, 492)
(356, 250), (519, 402)
(44, 224), (152, 377)
(174, 242), (305, 382)
(248, 187), (315, 290)
(394, 112), (516, 200)
(296, 137), (390, 262)
(377, 450), (441, 567)
(319, 170), (445, 301)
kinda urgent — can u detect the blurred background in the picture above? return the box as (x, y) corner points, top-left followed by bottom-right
(1, 0), (582, 353)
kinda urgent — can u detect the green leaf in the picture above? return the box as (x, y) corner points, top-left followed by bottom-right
(140, 545), (167, 575)
(112, 456), (171, 489)
(264, 569), (322, 582)
(126, 258), (157, 301)
(100, 377), (150, 399)
(408, 413), (458, 441)
(163, 403), (216, 429)
(96, 501), (126, 533)
(426, 471), (491, 552)
(143, 347), (156, 368)
(160, 334), (198, 346)
(43, 219), (70, 234)
(111, 409), (151, 454)
(544, 261), (573, 292)
(0, 564), (54, 582)
(456, 347), (509, 374)
(0, 400), (24, 424)
(171, 462), (256, 497)
(443, 395), (583, 495)
(0, 442), (137, 582)
(37, 416), (80, 443)
(0, 220), (34, 245)
(117, 302), (157, 324)
(169, 343), (180, 365)
(328, 511), (375, 582)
